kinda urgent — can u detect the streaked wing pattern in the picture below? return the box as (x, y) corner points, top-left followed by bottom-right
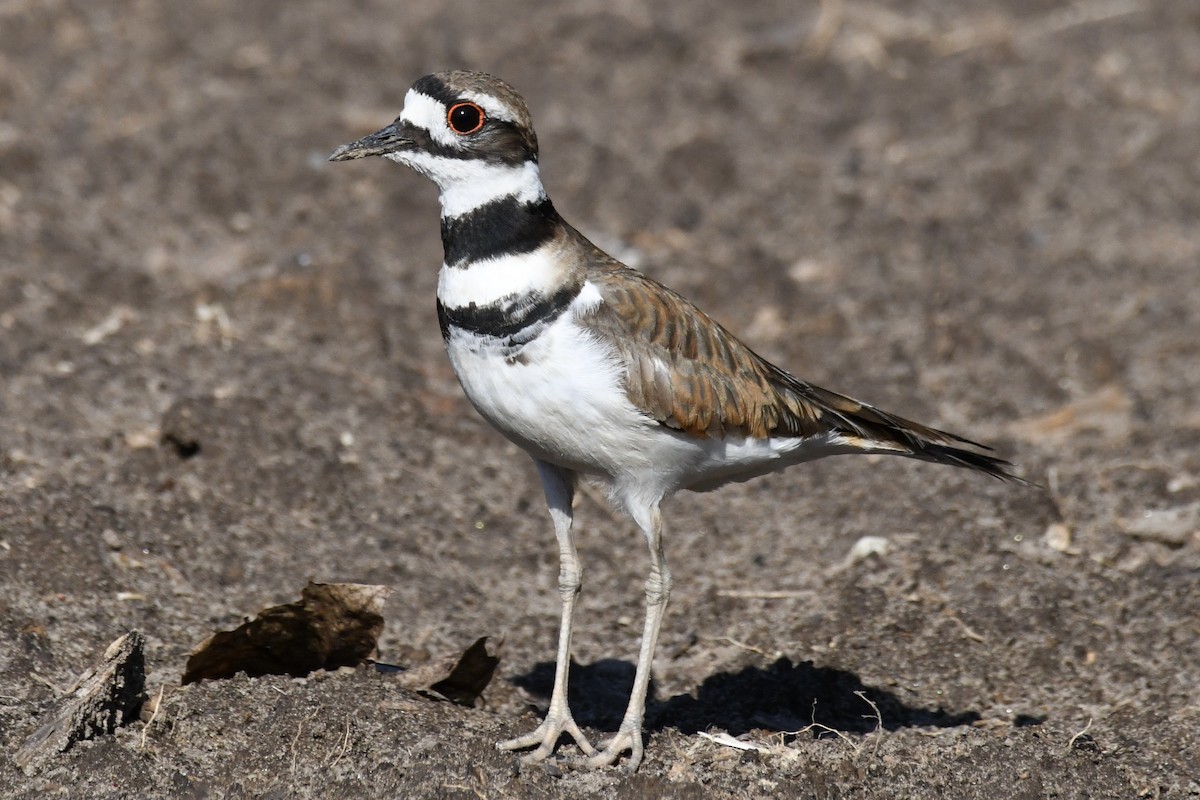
(581, 265), (1018, 480)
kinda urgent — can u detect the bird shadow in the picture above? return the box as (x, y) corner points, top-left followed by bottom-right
(510, 656), (990, 737)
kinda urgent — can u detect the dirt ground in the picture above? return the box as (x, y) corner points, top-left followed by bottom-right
(2, 0), (1199, 797)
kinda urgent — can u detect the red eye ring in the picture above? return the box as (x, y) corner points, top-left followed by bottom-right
(447, 102), (486, 135)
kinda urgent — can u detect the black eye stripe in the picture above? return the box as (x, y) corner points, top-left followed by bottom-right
(448, 102), (485, 135)
(401, 121), (531, 165)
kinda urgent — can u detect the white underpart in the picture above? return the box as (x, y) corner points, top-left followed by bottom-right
(437, 244), (565, 308)
(392, 150), (545, 219)
(680, 431), (863, 492)
(441, 159), (545, 219)
(444, 293), (647, 478)
(444, 285), (863, 498)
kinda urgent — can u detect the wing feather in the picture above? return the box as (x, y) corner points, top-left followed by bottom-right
(577, 264), (1021, 481)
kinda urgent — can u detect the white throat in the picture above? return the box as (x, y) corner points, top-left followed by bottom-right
(390, 151), (546, 219)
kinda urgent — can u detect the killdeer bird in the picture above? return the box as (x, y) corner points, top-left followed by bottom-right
(330, 71), (1022, 771)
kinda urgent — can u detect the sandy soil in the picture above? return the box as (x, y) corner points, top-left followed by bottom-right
(2, 0), (1199, 797)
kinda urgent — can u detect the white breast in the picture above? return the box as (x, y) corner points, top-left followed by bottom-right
(437, 246), (564, 309)
(443, 292), (653, 476)
(441, 280), (859, 501)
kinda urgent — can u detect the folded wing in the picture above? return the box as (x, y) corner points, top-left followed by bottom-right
(579, 265), (1020, 482)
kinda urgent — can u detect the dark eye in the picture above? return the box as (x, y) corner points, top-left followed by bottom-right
(447, 102), (485, 135)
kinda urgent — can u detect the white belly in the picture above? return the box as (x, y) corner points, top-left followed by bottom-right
(444, 311), (656, 478)
(443, 310), (856, 498)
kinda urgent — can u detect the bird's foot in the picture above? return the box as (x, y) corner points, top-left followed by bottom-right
(585, 722), (644, 772)
(497, 710), (596, 763)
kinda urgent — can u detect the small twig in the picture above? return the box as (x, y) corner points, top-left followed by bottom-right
(290, 711), (318, 777)
(291, 720), (304, 777)
(945, 612), (987, 643)
(439, 777), (488, 800)
(704, 636), (775, 658)
(471, 766), (488, 800)
(716, 589), (813, 600)
(701, 693), (889, 762)
(697, 730), (773, 753)
(326, 716), (353, 769)
(1066, 717), (1094, 753)
(30, 672), (63, 693)
(788, 720), (861, 753)
(854, 690), (884, 756)
(785, 699), (863, 754)
(139, 684), (166, 750)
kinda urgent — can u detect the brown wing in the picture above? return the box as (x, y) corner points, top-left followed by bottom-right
(578, 265), (1020, 481)
(580, 266), (822, 439)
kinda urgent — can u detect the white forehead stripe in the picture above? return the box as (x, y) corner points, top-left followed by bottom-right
(399, 90), (459, 148)
(458, 90), (517, 124)
(398, 87), (518, 151)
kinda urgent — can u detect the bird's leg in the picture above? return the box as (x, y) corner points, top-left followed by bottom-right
(498, 461), (595, 760)
(587, 503), (671, 771)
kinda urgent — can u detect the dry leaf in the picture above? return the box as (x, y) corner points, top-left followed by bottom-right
(183, 583), (391, 684)
(394, 637), (500, 706)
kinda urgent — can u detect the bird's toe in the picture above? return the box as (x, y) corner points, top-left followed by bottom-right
(497, 711), (595, 762)
(584, 725), (643, 771)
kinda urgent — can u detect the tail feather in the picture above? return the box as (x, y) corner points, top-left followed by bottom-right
(778, 375), (1028, 484)
(907, 437), (1023, 482)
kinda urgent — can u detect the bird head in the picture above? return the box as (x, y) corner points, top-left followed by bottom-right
(330, 71), (540, 193)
